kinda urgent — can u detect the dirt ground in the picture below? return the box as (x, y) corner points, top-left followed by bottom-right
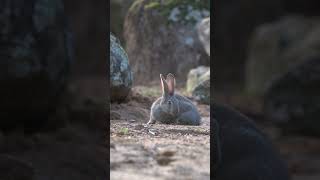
(110, 87), (210, 180)
(111, 86), (320, 180)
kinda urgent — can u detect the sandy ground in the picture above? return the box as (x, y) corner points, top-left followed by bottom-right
(110, 89), (210, 180)
(111, 87), (320, 180)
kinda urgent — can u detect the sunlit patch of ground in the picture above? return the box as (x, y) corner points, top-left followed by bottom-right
(110, 86), (210, 180)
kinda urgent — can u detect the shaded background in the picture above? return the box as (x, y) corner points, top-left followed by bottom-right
(0, 0), (107, 179)
(213, 0), (320, 89)
(212, 0), (320, 179)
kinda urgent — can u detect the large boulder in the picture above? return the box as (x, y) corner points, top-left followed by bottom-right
(63, 0), (106, 76)
(264, 58), (320, 136)
(246, 16), (320, 96)
(0, 154), (34, 180)
(214, 0), (320, 87)
(197, 17), (210, 56)
(0, 0), (73, 131)
(124, 0), (210, 85)
(110, 33), (133, 102)
(110, 0), (135, 43)
(213, 0), (283, 86)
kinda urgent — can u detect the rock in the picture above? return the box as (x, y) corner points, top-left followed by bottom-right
(0, 0), (73, 131)
(110, 0), (135, 42)
(213, 0), (283, 85)
(213, 103), (290, 179)
(0, 154), (35, 180)
(186, 66), (210, 93)
(110, 33), (133, 102)
(64, 0), (106, 76)
(192, 78), (210, 105)
(264, 58), (320, 136)
(124, 0), (210, 85)
(246, 16), (320, 96)
(186, 66), (210, 105)
(197, 17), (210, 56)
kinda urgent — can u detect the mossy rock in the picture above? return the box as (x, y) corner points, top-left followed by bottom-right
(192, 79), (210, 105)
(130, 0), (210, 25)
(124, 0), (210, 85)
(110, 33), (133, 102)
(186, 66), (210, 93)
(0, 0), (73, 132)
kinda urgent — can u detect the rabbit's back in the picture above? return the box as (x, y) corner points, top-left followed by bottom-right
(150, 95), (201, 125)
(175, 94), (198, 112)
(213, 103), (289, 180)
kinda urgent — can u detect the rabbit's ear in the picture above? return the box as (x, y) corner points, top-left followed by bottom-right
(166, 73), (175, 96)
(160, 74), (169, 96)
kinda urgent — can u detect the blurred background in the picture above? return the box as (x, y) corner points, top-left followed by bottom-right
(0, 0), (107, 179)
(212, 0), (320, 179)
(110, 0), (211, 179)
(109, 0), (319, 179)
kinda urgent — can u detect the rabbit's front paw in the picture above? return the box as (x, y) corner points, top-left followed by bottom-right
(147, 119), (156, 125)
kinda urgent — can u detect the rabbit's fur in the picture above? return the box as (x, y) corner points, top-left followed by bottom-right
(212, 103), (290, 180)
(147, 74), (201, 125)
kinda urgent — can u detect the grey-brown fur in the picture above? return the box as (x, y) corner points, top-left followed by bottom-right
(148, 73), (201, 125)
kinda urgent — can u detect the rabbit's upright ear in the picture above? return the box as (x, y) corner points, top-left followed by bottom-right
(166, 73), (175, 96)
(160, 74), (169, 96)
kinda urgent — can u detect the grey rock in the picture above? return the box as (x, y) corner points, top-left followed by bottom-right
(124, 0), (210, 85)
(110, 33), (133, 102)
(246, 16), (320, 95)
(197, 17), (210, 56)
(186, 66), (210, 93)
(0, 0), (73, 131)
(192, 78), (210, 105)
(264, 58), (320, 136)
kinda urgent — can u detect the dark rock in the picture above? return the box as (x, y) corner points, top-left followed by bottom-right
(110, 33), (133, 102)
(0, 0), (73, 132)
(110, 0), (135, 43)
(213, 103), (289, 180)
(246, 16), (320, 96)
(213, 0), (283, 85)
(187, 66), (210, 104)
(124, 0), (210, 85)
(192, 78), (210, 105)
(264, 58), (320, 136)
(214, 0), (320, 87)
(0, 154), (35, 180)
(63, 0), (106, 77)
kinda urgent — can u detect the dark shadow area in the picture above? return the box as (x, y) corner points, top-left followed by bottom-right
(213, 0), (320, 179)
(0, 0), (108, 179)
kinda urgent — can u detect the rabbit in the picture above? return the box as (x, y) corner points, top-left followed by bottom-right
(212, 103), (290, 180)
(147, 73), (201, 125)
